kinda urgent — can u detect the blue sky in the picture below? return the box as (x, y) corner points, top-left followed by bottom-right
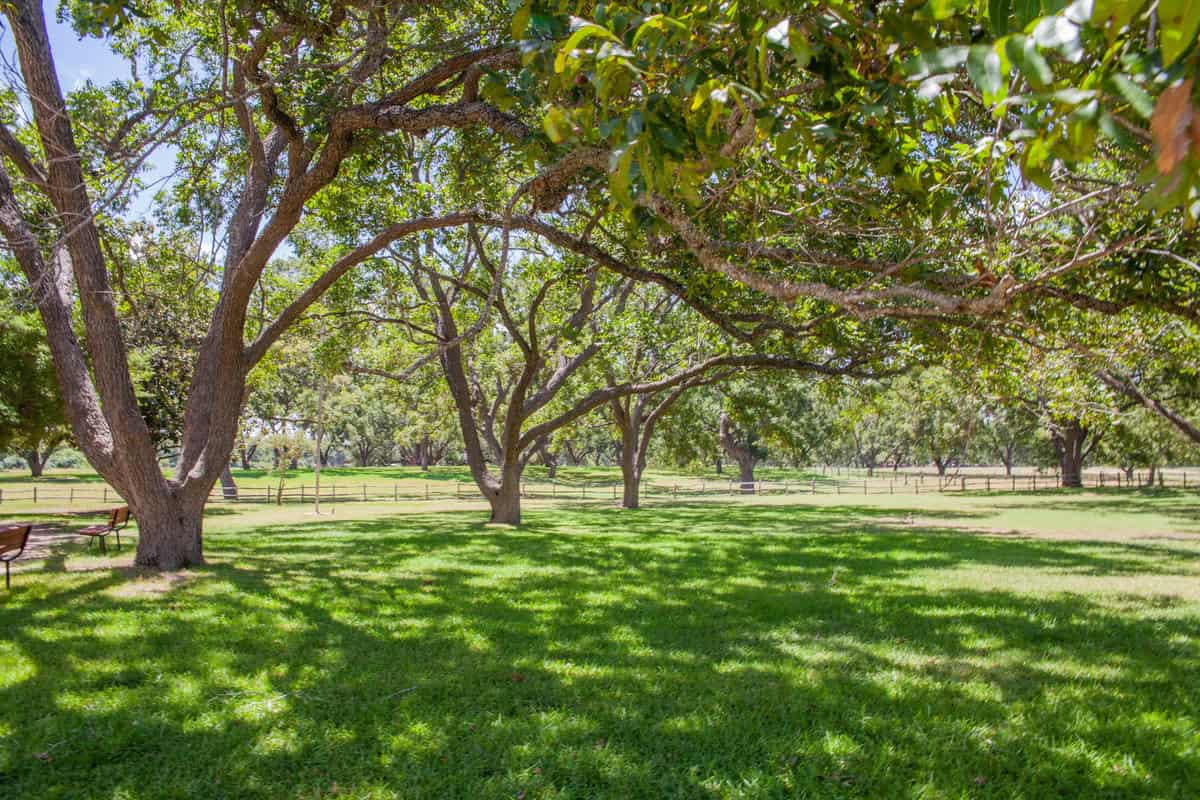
(3, 3), (178, 216)
(24, 2), (131, 87)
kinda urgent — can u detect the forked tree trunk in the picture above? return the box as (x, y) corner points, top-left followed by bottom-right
(1051, 417), (1092, 489)
(718, 412), (758, 492)
(24, 450), (45, 477)
(485, 462), (523, 525)
(131, 493), (205, 568)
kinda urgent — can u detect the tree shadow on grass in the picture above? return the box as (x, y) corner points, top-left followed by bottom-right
(0, 505), (1197, 799)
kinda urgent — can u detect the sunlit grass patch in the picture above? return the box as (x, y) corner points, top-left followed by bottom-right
(1, 496), (1198, 798)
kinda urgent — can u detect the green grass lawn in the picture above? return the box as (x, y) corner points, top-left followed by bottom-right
(2, 494), (1199, 799)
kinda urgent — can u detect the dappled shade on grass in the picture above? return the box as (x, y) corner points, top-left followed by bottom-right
(1, 502), (1198, 799)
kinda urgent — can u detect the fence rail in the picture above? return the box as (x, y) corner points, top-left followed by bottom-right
(0, 469), (1192, 508)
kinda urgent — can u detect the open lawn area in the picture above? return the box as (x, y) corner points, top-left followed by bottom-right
(2, 492), (1199, 799)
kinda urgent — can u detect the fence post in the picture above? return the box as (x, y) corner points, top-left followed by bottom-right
(673, 484), (678, 499)
(301, 485), (306, 503)
(69, 487), (74, 503)
(985, 477), (990, 492)
(613, 483), (617, 500)
(811, 480), (816, 494)
(961, 477), (966, 492)
(362, 484), (367, 501)
(456, 482), (460, 498)
(863, 480), (867, 495)
(33, 486), (37, 503)
(332, 485), (337, 503)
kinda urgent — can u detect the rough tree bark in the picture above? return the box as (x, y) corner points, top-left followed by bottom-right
(611, 376), (708, 510)
(23, 449), (46, 477)
(718, 412), (759, 491)
(1049, 416), (1100, 489)
(0, 2), (534, 567)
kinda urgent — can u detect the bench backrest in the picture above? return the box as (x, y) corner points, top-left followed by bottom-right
(110, 507), (131, 528)
(0, 525), (32, 559)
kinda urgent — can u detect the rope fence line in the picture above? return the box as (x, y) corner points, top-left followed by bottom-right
(0, 469), (1192, 508)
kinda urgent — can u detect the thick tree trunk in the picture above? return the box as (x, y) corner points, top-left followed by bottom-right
(131, 493), (205, 569)
(616, 406), (641, 509)
(1002, 445), (1014, 477)
(714, 456), (723, 475)
(934, 457), (949, 477)
(718, 412), (758, 492)
(419, 435), (431, 471)
(485, 462), (523, 524)
(24, 450), (44, 477)
(1051, 418), (1089, 489)
(736, 456), (756, 490)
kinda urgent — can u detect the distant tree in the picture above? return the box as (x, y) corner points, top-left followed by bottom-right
(974, 402), (1039, 477)
(0, 307), (69, 476)
(894, 368), (980, 476)
(1102, 408), (1196, 486)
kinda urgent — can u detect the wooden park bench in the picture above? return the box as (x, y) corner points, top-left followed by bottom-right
(0, 524), (32, 589)
(77, 507), (131, 555)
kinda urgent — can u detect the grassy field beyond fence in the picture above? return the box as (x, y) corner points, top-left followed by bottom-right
(0, 464), (1196, 512)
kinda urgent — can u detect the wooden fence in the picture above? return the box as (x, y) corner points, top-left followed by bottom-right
(0, 468), (1191, 509)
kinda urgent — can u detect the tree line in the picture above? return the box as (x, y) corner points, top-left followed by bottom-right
(0, 0), (1197, 568)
